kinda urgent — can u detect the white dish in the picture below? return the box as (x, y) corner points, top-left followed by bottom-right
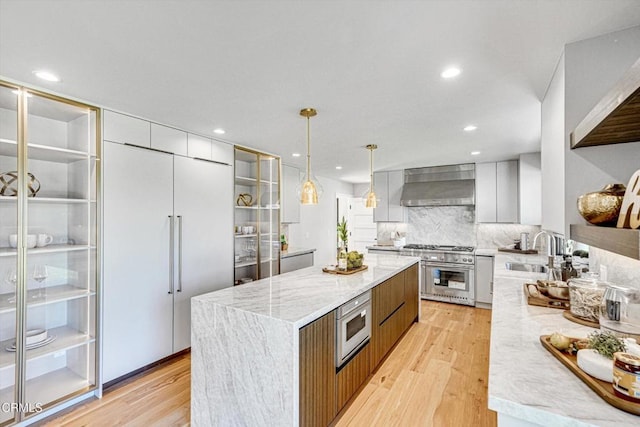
(25, 329), (47, 346)
(6, 335), (56, 352)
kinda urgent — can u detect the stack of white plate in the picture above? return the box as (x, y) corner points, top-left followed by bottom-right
(6, 329), (56, 352)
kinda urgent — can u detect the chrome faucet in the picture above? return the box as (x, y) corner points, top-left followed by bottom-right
(532, 230), (557, 269)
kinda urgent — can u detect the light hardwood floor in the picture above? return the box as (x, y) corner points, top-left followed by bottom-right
(41, 301), (496, 426)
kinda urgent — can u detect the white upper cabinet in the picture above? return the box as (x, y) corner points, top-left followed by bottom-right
(373, 170), (406, 222)
(103, 110), (150, 148)
(211, 139), (234, 165)
(496, 160), (519, 223)
(187, 134), (212, 160)
(518, 153), (541, 225)
(476, 160), (518, 223)
(281, 164), (300, 224)
(151, 123), (187, 155)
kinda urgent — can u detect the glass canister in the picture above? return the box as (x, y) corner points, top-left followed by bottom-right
(600, 284), (640, 341)
(568, 276), (606, 323)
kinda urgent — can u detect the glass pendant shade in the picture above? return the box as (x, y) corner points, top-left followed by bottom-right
(363, 144), (378, 208)
(299, 107), (321, 205)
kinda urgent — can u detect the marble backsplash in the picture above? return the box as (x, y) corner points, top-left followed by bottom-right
(377, 206), (541, 249)
(588, 247), (640, 290)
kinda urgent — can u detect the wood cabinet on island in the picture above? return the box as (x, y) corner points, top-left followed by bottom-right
(191, 254), (420, 426)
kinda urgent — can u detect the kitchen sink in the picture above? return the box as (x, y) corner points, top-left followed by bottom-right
(504, 262), (548, 273)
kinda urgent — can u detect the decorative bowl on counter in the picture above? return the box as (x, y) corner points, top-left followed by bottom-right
(577, 183), (626, 226)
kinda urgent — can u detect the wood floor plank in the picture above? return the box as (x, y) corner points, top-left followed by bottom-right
(40, 301), (496, 427)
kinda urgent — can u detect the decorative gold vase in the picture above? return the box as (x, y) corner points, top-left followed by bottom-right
(577, 184), (626, 227)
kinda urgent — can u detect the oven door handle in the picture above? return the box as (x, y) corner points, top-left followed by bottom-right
(425, 262), (473, 271)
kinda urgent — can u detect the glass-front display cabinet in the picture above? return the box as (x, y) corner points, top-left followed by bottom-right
(234, 147), (280, 284)
(0, 82), (99, 425)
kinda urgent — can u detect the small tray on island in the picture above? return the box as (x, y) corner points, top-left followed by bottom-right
(322, 265), (368, 275)
(523, 283), (570, 309)
(540, 335), (640, 416)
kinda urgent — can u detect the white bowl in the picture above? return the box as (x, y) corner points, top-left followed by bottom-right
(25, 329), (47, 345)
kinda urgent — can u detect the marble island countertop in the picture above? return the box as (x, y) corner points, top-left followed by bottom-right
(489, 252), (639, 426)
(193, 253), (419, 328)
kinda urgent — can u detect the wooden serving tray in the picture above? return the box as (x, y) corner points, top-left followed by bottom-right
(322, 265), (368, 275)
(563, 310), (600, 328)
(540, 335), (640, 415)
(523, 283), (570, 309)
(498, 247), (539, 254)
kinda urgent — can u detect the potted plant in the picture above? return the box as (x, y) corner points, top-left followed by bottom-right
(280, 234), (288, 251)
(337, 216), (348, 252)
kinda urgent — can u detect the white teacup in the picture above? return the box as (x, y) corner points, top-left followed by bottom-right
(9, 234), (17, 248)
(8, 234), (38, 248)
(37, 234), (53, 247)
(26, 234), (37, 249)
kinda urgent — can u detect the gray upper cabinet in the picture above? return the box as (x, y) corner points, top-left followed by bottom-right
(373, 170), (406, 222)
(476, 160), (518, 223)
(518, 152), (541, 225)
(151, 123), (187, 155)
(281, 164), (300, 223)
(103, 109), (151, 148)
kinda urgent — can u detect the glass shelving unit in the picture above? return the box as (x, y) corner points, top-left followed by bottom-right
(234, 147), (280, 284)
(0, 82), (99, 426)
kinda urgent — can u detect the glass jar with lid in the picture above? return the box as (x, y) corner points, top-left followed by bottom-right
(600, 284), (640, 341)
(568, 275), (607, 323)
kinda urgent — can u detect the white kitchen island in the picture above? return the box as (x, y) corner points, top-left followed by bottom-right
(191, 254), (419, 426)
(489, 253), (640, 426)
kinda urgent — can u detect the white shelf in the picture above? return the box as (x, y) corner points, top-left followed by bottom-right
(0, 139), (90, 164)
(0, 367), (94, 419)
(0, 196), (90, 204)
(235, 233), (257, 238)
(0, 325), (95, 369)
(234, 176), (277, 186)
(235, 259), (257, 268)
(0, 244), (92, 257)
(0, 285), (94, 314)
(235, 205), (260, 210)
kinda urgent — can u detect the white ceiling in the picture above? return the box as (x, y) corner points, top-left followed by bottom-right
(1, 1), (639, 183)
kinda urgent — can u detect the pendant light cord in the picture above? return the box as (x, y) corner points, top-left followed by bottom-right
(369, 147), (374, 192)
(306, 116), (311, 180)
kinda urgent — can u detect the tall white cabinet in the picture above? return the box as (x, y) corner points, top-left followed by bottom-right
(103, 112), (233, 383)
(0, 82), (99, 425)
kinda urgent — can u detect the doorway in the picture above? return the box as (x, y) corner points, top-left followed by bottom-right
(337, 194), (376, 253)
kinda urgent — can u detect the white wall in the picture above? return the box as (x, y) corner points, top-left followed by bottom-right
(540, 53), (565, 234)
(287, 176), (354, 265)
(563, 26), (640, 235)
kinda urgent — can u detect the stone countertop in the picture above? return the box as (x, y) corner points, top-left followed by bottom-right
(280, 247), (316, 259)
(193, 253), (419, 329)
(476, 248), (498, 256)
(488, 253), (639, 426)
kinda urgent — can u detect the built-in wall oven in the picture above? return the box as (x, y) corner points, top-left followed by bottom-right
(401, 245), (475, 306)
(335, 290), (371, 368)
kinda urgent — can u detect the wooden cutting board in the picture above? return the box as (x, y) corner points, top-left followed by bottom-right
(540, 335), (640, 415)
(523, 283), (570, 309)
(322, 265), (368, 275)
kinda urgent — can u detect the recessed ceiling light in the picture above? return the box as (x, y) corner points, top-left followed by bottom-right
(292, 153), (301, 157)
(441, 67), (461, 79)
(471, 151), (481, 156)
(33, 70), (61, 82)
(213, 128), (225, 135)
(335, 166), (343, 170)
(11, 90), (33, 98)
(464, 125), (477, 132)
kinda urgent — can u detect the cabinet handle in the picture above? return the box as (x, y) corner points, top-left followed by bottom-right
(177, 215), (183, 293)
(169, 215), (174, 294)
(490, 281), (493, 295)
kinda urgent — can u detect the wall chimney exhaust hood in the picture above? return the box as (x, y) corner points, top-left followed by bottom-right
(400, 164), (475, 206)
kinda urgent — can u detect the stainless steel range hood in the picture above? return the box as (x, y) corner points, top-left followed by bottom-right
(400, 164), (475, 206)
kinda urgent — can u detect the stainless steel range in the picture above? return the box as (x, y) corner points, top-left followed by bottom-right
(400, 244), (475, 306)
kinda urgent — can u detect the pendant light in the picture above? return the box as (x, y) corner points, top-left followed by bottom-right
(299, 108), (323, 205)
(364, 144), (378, 208)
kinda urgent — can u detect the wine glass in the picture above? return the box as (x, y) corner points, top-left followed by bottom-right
(5, 268), (17, 304)
(33, 265), (48, 299)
